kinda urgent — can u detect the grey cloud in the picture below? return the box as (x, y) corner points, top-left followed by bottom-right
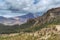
(0, 0), (60, 17)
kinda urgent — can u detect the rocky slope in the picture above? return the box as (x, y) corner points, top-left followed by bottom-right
(28, 7), (60, 26)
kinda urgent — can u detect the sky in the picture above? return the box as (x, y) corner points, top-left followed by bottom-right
(0, 0), (60, 17)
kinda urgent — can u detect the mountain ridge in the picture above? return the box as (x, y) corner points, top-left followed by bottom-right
(0, 13), (35, 25)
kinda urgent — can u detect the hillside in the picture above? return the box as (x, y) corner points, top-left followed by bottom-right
(0, 25), (60, 40)
(0, 7), (60, 40)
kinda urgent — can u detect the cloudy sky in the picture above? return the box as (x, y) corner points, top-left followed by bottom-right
(0, 0), (60, 17)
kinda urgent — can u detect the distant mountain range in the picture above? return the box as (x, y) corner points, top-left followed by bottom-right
(0, 13), (35, 25)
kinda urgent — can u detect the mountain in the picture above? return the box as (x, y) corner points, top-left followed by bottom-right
(29, 7), (60, 26)
(0, 16), (7, 23)
(0, 7), (60, 33)
(20, 7), (60, 32)
(13, 13), (35, 24)
(0, 7), (60, 40)
(0, 7), (60, 26)
(17, 13), (35, 19)
(21, 7), (60, 40)
(0, 13), (35, 25)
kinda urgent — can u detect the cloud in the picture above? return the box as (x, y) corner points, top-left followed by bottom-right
(0, 0), (60, 17)
(5, 0), (60, 12)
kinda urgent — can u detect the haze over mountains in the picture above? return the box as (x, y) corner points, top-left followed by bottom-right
(0, 13), (35, 25)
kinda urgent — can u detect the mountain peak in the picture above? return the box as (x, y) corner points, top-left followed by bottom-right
(16, 13), (35, 19)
